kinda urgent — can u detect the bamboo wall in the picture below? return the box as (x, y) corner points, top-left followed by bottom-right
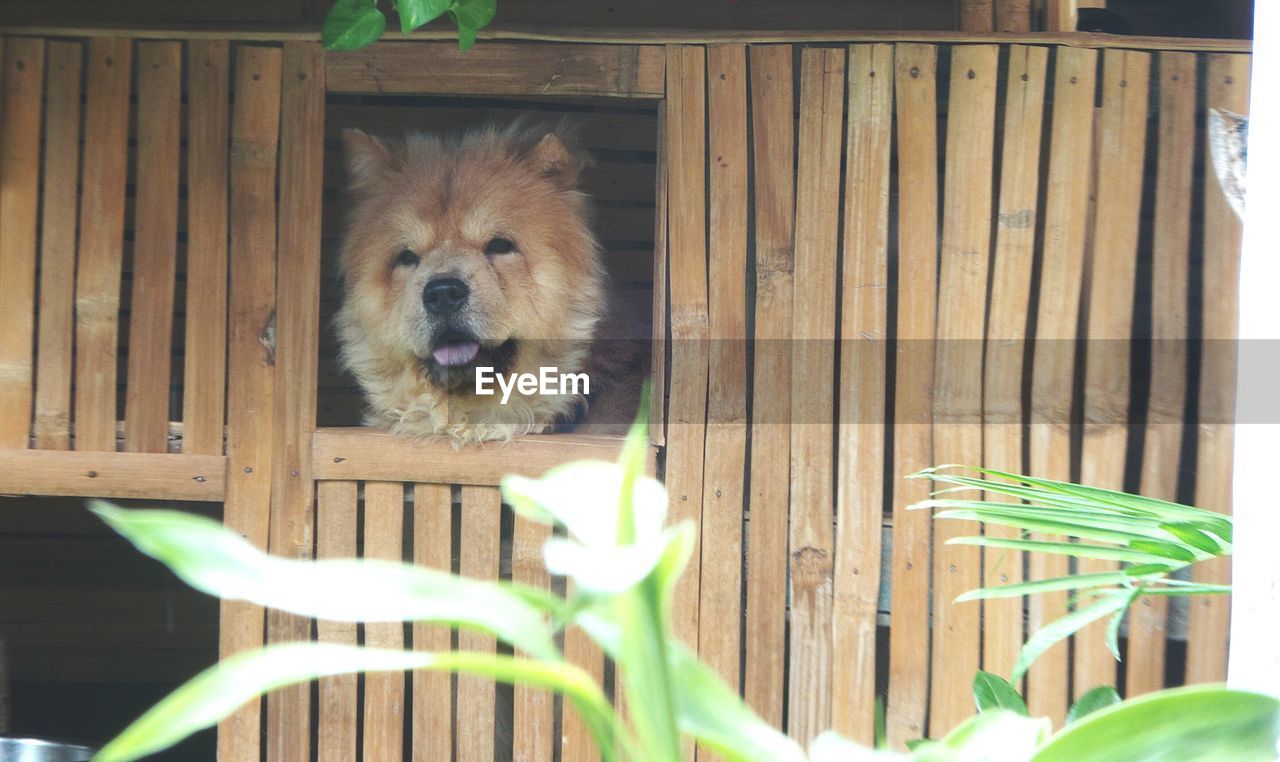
(0, 30), (1252, 760)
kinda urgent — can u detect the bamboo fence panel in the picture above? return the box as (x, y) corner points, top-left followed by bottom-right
(413, 483), (456, 762)
(362, 481), (407, 762)
(32, 40), (80, 450)
(1188, 52), (1252, 684)
(458, 486), (502, 762)
(1077, 48), (1150, 700)
(960, 0), (994, 32)
(316, 479), (359, 762)
(1025, 45), (1096, 724)
(123, 41), (181, 454)
(786, 46), (845, 748)
(832, 41), (892, 745)
(995, 0), (1032, 32)
(886, 42), (939, 749)
(512, 513), (555, 762)
(182, 40), (230, 456)
(698, 42), (748, 700)
(1130, 50), (1196, 698)
(742, 42), (795, 730)
(981, 44), (1048, 682)
(218, 43), (282, 762)
(930, 44), (998, 737)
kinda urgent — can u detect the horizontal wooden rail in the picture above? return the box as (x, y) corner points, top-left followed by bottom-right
(0, 449), (226, 501)
(312, 428), (653, 485)
(326, 42), (666, 97)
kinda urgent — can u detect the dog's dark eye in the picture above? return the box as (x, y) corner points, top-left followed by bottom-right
(395, 249), (420, 267)
(484, 237), (516, 255)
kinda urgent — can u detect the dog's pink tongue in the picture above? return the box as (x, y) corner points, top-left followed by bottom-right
(432, 340), (480, 367)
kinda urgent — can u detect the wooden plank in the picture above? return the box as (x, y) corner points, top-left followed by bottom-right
(123, 41), (182, 454)
(0, 37), (43, 449)
(994, 0), (1032, 32)
(315, 480), (358, 762)
(412, 483), (455, 762)
(562, 595), (604, 762)
(362, 482), (406, 762)
(648, 98), (668, 447)
(930, 43), (998, 738)
(1077, 48), (1150, 701)
(265, 41), (326, 762)
(786, 46), (844, 748)
(0, 450), (224, 500)
(1188, 52), (1251, 685)
(312, 429), (651, 483)
(326, 42), (665, 98)
(182, 40), (230, 456)
(886, 42), (939, 749)
(512, 514), (554, 762)
(960, 0), (994, 32)
(458, 486), (501, 762)
(697, 42), (748, 700)
(32, 41), (82, 451)
(1046, 0), (1077, 32)
(661, 44), (709, 655)
(742, 43), (795, 729)
(73, 38), (132, 452)
(981, 44), (1048, 681)
(832, 42), (892, 745)
(1025, 46), (1096, 724)
(1129, 51), (1196, 698)
(218, 43), (282, 762)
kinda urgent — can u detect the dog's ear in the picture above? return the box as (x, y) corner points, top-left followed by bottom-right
(342, 128), (392, 191)
(530, 131), (585, 191)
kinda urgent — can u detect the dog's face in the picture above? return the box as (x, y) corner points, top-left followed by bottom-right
(336, 124), (605, 437)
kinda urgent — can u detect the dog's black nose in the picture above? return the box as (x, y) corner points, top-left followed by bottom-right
(422, 277), (469, 315)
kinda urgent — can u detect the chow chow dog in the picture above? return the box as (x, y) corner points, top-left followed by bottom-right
(336, 121), (643, 443)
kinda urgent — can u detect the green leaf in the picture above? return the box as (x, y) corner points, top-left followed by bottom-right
(447, 0), (496, 50)
(1104, 589), (1141, 660)
(1013, 590), (1132, 682)
(972, 670), (1028, 715)
(810, 731), (910, 760)
(917, 709), (1051, 761)
(94, 644), (432, 762)
(1123, 563), (1178, 576)
(932, 508), (1164, 547)
(946, 536), (1185, 566)
(1066, 686), (1121, 724)
(90, 502), (558, 660)
(1034, 685), (1280, 762)
(1128, 539), (1199, 563)
(321, 0), (386, 50)
(394, 0), (449, 32)
(1160, 522), (1226, 554)
(874, 695), (888, 750)
(956, 571), (1155, 602)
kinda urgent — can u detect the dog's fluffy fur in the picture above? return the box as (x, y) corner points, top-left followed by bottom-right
(337, 122), (631, 443)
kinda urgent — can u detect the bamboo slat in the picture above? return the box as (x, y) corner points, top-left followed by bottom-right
(412, 483), (455, 762)
(1188, 52), (1251, 685)
(981, 44), (1048, 681)
(994, 0), (1032, 32)
(697, 42), (748, 697)
(512, 514), (554, 762)
(960, 0), (994, 32)
(0, 450), (224, 500)
(362, 481), (406, 762)
(73, 38), (131, 453)
(312, 429), (648, 483)
(1025, 45), (1096, 724)
(1077, 48), (1150, 700)
(662, 44), (709, 653)
(123, 41), (181, 454)
(562, 596), (604, 762)
(648, 98), (668, 447)
(0, 37), (44, 450)
(786, 46), (844, 748)
(458, 486), (502, 762)
(886, 43), (939, 749)
(930, 43), (998, 738)
(1130, 51), (1196, 698)
(316, 480), (358, 762)
(181, 39), (230, 456)
(1046, 0), (1077, 32)
(832, 42), (892, 745)
(743, 42), (795, 729)
(32, 41), (82, 451)
(265, 41), (326, 762)
(326, 42), (665, 98)
(218, 43), (282, 762)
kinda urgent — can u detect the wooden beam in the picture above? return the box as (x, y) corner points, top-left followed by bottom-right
(326, 42), (665, 97)
(0, 450), (225, 501)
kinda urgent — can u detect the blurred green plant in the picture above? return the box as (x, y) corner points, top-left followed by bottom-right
(322, 0), (496, 51)
(86, 410), (1277, 761)
(909, 466), (1232, 682)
